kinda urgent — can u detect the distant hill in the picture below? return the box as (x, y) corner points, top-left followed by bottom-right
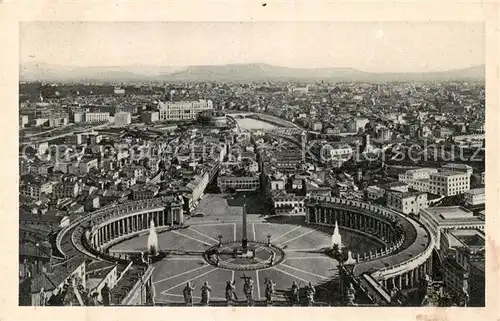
(19, 63), (184, 83)
(163, 63), (370, 82)
(20, 62), (485, 83)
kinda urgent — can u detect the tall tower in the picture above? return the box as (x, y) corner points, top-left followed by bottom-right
(301, 131), (307, 163)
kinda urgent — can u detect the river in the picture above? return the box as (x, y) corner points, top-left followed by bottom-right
(234, 117), (278, 131)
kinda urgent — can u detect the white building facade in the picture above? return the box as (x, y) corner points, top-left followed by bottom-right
(158, 100), (213, 121)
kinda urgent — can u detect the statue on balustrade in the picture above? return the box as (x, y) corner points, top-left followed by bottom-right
(390, 286), (404, 305)
(291, 281), (300, 305)
(147, 280), (156, 306)
(265, 278), (276, 305)
(39, 287), (46, 306)
(305, 282), (316, 306)
(183, 282), (195, 306)
(425, 274), (433, 288)
(243, 277), (255, 306)
(101, 283), (111, 306)
(346, 283), (356, 306)
(200, 281), (212, 306)
(225, 280), (237, 304)
(458, 290), (469, 307)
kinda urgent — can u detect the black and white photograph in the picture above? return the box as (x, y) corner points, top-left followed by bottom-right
(17, 21), (486, 307)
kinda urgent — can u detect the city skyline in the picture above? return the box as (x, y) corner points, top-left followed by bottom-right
(20, 22), (484, 73)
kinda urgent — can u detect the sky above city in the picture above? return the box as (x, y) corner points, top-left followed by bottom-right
(20, 22), (484, 73)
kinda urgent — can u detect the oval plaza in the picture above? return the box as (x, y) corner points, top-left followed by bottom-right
(54, 190), (443, 306)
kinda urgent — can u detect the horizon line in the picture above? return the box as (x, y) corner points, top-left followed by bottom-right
(20, 61), (485, 75)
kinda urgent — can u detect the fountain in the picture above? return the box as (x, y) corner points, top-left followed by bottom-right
(147, 220), (159, 257)
(331, 221), (343, 250)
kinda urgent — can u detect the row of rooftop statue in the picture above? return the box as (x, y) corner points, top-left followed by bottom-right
(181, 277), (317, 306)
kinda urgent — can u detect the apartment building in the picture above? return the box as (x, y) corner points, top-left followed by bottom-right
(441, 163), (473, 176)
(218, 175), (260, 192)
(386, 190), (428, 215)
(272, 191), (305, 215)
(366, 185), (385, 200)
(158, 100), (213, 121)
(464, 188), (485, 206)
(52, 181), (80, 200)
(20, 180), (53, 200)
(429, 171), (470, 196)
(114, 112), (132, 126)
(84, 112), (110, 123)
(399, 168), (438, 183)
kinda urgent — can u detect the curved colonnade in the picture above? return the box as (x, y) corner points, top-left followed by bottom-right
(57, 196), (184, 261)
(305, 196), (434, 292)
(55, 197), (185, 305)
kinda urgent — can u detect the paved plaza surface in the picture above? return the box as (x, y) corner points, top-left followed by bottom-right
(110, 194), (381, 305)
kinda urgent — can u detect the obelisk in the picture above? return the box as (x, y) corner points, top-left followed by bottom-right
(241, 203), (248, 252)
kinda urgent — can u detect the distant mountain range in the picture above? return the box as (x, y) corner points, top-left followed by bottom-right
(20, 62), (485, 83)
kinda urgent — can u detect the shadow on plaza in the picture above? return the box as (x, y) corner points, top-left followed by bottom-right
(163, 250), (207, 256)
(225, 192), (269, 215)
(264, 215), (384, 255)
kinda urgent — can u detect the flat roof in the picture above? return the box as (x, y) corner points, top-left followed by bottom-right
(424, 206), (474, 220)
(432, 171), (468, 177)
(449, 229), (485, 248)
(407, 168), (437, 174)
(465, 188), (485, 195)
(442, 163), (472, 169)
